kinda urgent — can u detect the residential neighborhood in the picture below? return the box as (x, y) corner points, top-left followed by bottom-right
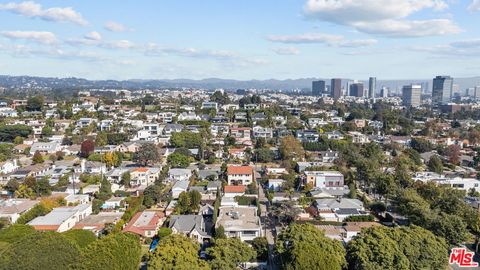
(2, 80), (480, 269)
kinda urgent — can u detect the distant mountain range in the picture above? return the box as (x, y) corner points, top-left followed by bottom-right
(0, 75), (479, 92)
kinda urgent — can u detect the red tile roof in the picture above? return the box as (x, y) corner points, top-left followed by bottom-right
(123, 211), (163, 237)
(224, 185), (246, 193)
(31, 225), (60, 231)
(227, 165), (253, 175)
(133, 167), (149, 173)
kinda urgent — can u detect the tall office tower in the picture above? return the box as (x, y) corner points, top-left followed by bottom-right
(331, 78), (342, 100)
(350, 83), (365, 97)
(402, 84), (422, 107)
(312, 80), (325, 96)
(475, 86), (480, 100)
(368, 77), (376, 98)
(381, 87), (389, 98)
(432, 76), (453, 105)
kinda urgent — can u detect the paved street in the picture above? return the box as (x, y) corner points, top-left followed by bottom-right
(258, 184), (279, 270)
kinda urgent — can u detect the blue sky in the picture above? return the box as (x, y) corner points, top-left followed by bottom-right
(0, 0), (479, 80)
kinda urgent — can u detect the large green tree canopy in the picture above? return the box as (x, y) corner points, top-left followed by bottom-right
(148, 234), (209, 270)
(346, 226), (448, 270)
(276, 223), (347, 270)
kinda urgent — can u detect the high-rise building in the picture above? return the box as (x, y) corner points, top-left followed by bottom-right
(312, 80), (325, 96)
(331, 78), (342, 100)
(368, 77), (376, 98)
(402, 84), (422, 107)
(381, 87), (389, 98)
(350, 83), (364, 97)
(432, 76), (453, 105)
(475, 86), (480, 100)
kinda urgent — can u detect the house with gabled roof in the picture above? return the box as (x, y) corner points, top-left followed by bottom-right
(169, 214), (212, 243)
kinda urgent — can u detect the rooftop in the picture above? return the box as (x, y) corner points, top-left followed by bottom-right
(217, 206), (261, 230)
(227, 165), (253, 175)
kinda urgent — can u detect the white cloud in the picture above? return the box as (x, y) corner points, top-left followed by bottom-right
(353, 19), (461, 37)
(101, 40), (136, 49)
(338, 39), (378, 47)
(272, 47), (300, 55)
(412, 39), (480, 57)
(267, 32), (377, 47)
(104, 21), (131, 32)
(303, 0), (460, 37)
(1, 30), (57, 44)
(268, 33), (344, 44)
(145, 43), (237, 59)
(468, 0), (480, 11)
(84, 31), (102, 41)
(0, 1), (88, 26)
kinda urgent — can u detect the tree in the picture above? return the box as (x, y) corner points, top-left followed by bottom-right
(428, 155), (443, 174)
(4, 179), (19, 193)
(189, 190), (202, 212)
(214, 225), (226, 239)
(276, 223), (347, 270)
(14, 184), (34, 199)
(143, 184), (164, 208)
(410, 138), (433, 153)
(346, 226), (448, 270)
(62, 229), (96, 248)
(13, 136), (24, 145)
(176, 191), (191, 214)
(0, 231), (82, 269)
(32, 150), (44, 164)
(121, 171), (131, 188)
(148, 234), (209, 270)
(0, 124), (33, 142)
(279, 135), (305, 161)
(157, 227), (172, 239)
(26, 96), (44, 111)
(96, 178), (112, 201)
(170, 131), (204, 149)
(167, 152), (191, 168)
(428, 213), (469, 246)
(256, 148), (274, 163)
(133, 142), (160, 166)
(80, 139), (95, 158)
(37, 177), (52, 196)
(206, 237), (256, 270)
(251, 237), (268, 261)
(446, 144), (461, 165)
(0, 224), (36, 243)
(210, 91), (230, 105)
(103, 152), (119, 168)
(95, 132), (108, 147)
(73, 233), (142, 270)
(41, 126), (54, 137)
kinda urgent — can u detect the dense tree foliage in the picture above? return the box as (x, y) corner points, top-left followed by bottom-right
(346, 226), (448, 270)
(276, 223), (347, 270)
(148, 234), (209, 270)
(427, 155), (443, 174)
(206, 237), (256, 270)
(170, 131), (204, 149)
(0, 231), (82, 270)
(133, 142), (160, 166)
(26, 96), (44, 111)
(62, 229), (97, 248)
(80, 139), (95, 158)
(0, 124), (33, 142)
(167, 152), (191, 168)
(251, 236), (269, 261)
(73, 233), (142, 270)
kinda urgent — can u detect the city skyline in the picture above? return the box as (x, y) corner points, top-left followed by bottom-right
(0, 0), (479, 80)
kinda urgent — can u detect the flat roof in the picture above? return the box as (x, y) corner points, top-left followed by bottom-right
(217, 206), (261, 230)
